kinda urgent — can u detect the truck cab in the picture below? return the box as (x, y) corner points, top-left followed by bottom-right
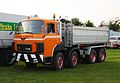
(107, 36), (120, 48)
(13, 18), (63, 68)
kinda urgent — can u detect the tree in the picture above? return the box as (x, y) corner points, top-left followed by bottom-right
(99, 21), (107, 27)
(109, 19), (120, 31)
(85, 20), (94, 27)
(71, 18), (83, 26)
(79, 21), (84, 26)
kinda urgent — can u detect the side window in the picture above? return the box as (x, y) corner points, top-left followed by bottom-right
(47, 23), (55, 33)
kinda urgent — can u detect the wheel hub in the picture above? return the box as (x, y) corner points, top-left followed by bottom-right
(57, 57), (63, 68)
(91, 52), (95, 62)
(72, 55), (77, 65)
(100, 52), (105, 61)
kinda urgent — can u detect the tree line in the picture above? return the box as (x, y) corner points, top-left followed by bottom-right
(71, 18), (94, 27)
(71, 17), (120, 31)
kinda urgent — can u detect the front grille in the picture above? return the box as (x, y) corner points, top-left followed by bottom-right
(36, 43), (44, 52)
(17, 44), (32, 52)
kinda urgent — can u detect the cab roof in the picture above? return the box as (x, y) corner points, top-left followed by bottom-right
(20, 17), (59, 23)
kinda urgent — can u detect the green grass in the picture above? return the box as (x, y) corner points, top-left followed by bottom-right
(0, 49), (120, 83)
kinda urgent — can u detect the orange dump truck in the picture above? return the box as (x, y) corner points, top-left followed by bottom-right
(13, 17), (109, 70)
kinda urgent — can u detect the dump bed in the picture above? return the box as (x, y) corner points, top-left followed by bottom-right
(73, 26), (109, 45)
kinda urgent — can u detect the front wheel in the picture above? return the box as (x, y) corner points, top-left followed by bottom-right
(52, 51), (64, 71)
(0, 49), (14, 66)
(68, 51), (78, 68)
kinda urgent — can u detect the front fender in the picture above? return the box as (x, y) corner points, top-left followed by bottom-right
(52, 44), (66, 57)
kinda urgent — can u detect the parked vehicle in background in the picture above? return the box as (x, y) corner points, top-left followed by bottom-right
(106, 36), (120, 48)
(0, 13), (27, 66)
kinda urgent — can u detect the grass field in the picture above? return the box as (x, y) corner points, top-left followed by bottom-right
(0, 49), (120, 83)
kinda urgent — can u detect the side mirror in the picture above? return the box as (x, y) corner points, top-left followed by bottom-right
(9, 31), (13, 35)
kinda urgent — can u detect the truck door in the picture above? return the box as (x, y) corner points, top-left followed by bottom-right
(44, 23), (60, 57)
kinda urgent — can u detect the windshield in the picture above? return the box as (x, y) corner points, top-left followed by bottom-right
(110, 37), (117, 40)
(17, 20), (44, 34)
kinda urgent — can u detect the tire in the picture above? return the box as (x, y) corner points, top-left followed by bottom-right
(52, 51), (64, 71)
(0, 50), (2, 65)
(0, 49), (14, 66)
(25, 62), (37, 68)
(68, 51), (78, 68)
(85, 49), (97, 64)
(97, 49), (106, 62)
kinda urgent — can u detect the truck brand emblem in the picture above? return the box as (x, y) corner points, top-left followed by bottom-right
(21, 38), (26, 40)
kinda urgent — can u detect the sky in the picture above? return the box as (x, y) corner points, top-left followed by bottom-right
(0, 0), (120, 26)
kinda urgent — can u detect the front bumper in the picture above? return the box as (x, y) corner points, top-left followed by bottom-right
(13, 53), (44, 63)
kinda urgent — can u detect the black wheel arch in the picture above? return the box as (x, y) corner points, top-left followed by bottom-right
(68, 48), (80, 60)
(52, 44), (67, 57)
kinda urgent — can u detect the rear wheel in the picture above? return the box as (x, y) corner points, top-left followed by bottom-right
(0, 50), (2, 65)
(68, 51), (78, 68)
(52, 51), (64, 71)
(25, 62), (37, 68)
(97, 49), (106, 62)
(85, 49), (97, 64)
(0, 49), (14, 66)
